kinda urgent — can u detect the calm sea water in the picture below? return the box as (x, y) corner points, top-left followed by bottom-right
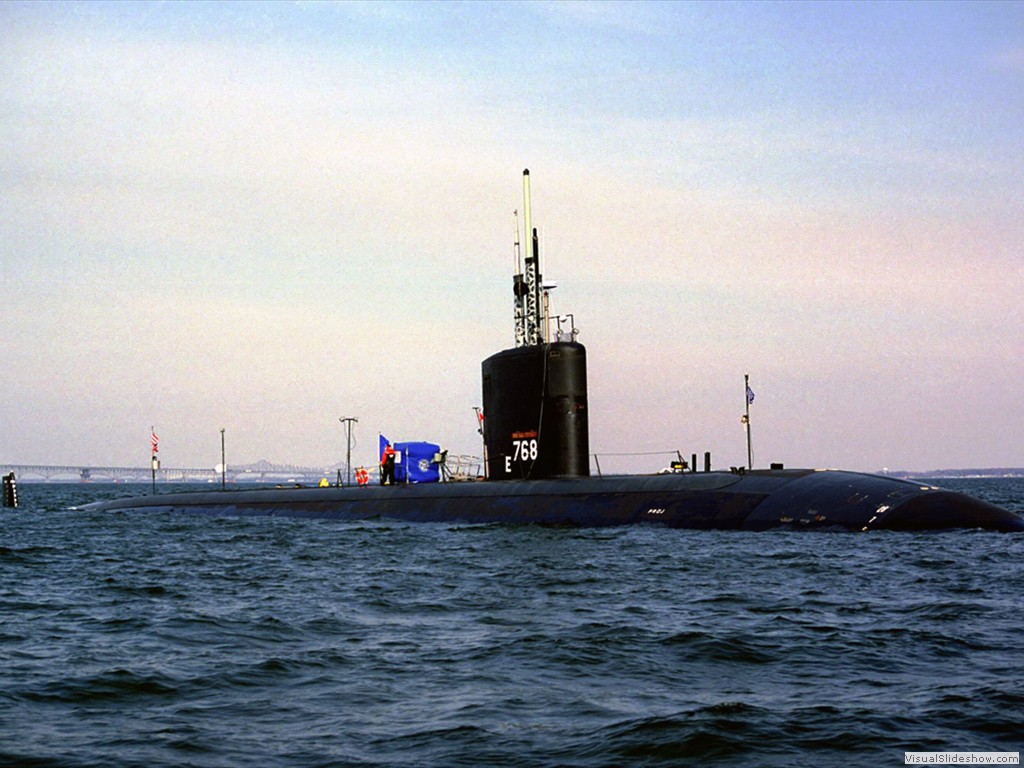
(2, 480), (1022, 767)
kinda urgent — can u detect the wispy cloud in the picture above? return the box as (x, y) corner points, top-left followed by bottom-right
(985, 44), (1024, 73)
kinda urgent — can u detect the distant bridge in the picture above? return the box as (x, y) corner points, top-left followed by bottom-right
(1, 455), (483, 484)
(0, 460), (336, 484)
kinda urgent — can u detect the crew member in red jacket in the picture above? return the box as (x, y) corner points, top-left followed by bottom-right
(380, 443), (396, 485)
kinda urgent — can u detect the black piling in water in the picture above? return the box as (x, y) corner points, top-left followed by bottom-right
(2, 472), (18, 508)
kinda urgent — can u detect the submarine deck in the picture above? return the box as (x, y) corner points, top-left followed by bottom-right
(82, 469), (1024, 532)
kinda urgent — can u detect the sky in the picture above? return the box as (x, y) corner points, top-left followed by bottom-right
(2, 0), (1022, 474)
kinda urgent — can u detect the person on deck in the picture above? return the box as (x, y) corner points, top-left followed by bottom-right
(380, 443), (396, 485)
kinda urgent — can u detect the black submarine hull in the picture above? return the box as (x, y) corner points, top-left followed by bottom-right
(83, 469), (1023, 532)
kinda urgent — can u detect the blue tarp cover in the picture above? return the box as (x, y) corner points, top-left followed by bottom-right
(394, 441), (442, 483)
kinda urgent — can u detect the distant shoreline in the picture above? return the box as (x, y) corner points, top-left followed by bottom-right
(878, 468), (1024, 479)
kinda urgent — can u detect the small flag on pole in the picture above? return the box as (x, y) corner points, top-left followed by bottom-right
(743, 376), (754, 470)
(151, 430), (159, 454)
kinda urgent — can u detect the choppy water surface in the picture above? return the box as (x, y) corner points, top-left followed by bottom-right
(2, 480), (1022, 767)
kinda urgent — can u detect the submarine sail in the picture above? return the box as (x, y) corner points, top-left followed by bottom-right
(481, 169), (589, 481)
(482, 342), (589, 481)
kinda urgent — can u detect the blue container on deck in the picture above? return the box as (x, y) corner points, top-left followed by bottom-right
(394, 442), (442, 483)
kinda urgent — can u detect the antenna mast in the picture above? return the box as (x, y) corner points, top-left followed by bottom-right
(512, 209), (527, 348)
(514, 169), (544, 347)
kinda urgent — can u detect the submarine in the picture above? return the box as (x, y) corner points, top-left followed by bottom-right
(85, 171), (1023, 532)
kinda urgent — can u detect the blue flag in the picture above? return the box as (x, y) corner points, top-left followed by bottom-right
(746, 385), (755, 405)
(379, 434), (390, 463)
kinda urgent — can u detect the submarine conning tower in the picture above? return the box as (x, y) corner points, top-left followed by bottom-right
(481, 170), (590, 481)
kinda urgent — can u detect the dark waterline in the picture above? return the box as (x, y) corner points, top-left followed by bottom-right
(2, 480), (1022, 767)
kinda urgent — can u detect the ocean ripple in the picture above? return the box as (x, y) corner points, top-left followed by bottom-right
(0, 481), (1022, 767)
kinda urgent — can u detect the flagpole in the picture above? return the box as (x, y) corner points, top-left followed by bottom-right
(474, 407), (487, 479)
(150, 425), (158, 494)
(744, 375), (753, 470)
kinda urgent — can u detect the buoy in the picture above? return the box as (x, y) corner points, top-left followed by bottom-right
(2, 472), (18, 508)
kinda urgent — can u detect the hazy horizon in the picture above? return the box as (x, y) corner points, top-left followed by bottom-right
(3, 1), (1022, 474)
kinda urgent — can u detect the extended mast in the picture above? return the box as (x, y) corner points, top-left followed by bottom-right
(513, 169), (544, 347)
